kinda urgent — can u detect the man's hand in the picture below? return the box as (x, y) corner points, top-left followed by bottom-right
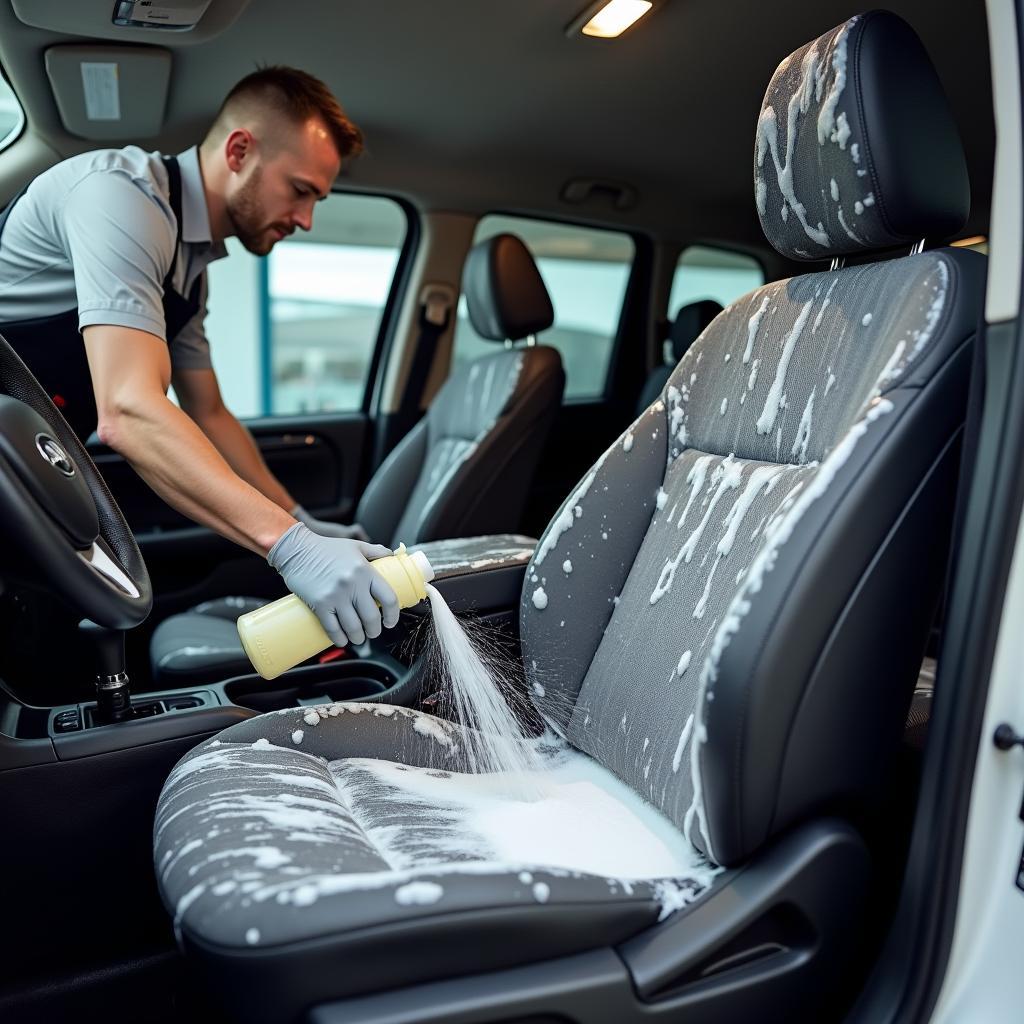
(291, 505), (370, 542)
(268, 525), (399, 646)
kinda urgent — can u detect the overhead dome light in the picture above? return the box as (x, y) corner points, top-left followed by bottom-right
(568, 0), (654, 39)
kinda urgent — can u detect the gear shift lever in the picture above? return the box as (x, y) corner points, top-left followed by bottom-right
(79, 618), (131, 723)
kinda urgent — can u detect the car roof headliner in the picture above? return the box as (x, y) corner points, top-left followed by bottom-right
(0, 0), (994, 252)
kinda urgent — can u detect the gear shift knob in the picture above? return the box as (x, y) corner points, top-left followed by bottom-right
(79, 618), (131, 723)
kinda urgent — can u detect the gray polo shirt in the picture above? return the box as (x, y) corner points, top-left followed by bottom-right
(0, 144), (227, 370)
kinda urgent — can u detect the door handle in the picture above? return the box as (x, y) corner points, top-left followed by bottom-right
(256, 433), (325, 454)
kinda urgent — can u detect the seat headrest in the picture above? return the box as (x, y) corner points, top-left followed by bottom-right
(668, 299), (723, 361)
(754, 11), (969, 262)
(463, 233), (555, 342)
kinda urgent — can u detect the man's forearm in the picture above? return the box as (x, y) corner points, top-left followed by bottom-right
(101, 395), (296, 555)
(192, 405), (296, 513)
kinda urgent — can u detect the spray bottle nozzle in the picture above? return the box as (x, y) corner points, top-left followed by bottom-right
(408, 548), (435, 584)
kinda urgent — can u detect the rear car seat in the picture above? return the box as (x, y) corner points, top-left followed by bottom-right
(636, 299), (722, 413)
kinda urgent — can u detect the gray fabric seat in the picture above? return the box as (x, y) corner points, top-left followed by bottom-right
(155, 706), (701, 1006)
(154, 13), (983, 1022)
(150, 233), (565, 686)
(636, 298), (722, 414)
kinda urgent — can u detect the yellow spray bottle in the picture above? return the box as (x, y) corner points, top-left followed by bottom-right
(237, 543), (435, 680)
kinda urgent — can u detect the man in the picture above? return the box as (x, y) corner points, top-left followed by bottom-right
(0, 66), (399, 649)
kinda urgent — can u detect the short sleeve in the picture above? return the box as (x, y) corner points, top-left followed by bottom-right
(62, 169), (175, 340)
(169, 272), (213, 371)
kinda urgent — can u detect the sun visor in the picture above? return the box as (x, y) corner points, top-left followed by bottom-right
(44, 45), (171, 140)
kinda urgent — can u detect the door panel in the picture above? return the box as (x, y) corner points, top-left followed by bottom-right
(91, 413), (368, 533)
(88, 412), (369, 617)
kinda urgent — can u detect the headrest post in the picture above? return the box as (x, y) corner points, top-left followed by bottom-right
(910, 239), (926, 255)
(504, 338), (514, 350)
(525, 334), (537, 347)
(830, 257), (845, 272)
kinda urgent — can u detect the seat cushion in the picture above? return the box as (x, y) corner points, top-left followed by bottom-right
(149, 596), (261, 684)
(155, 704), (718, 1016)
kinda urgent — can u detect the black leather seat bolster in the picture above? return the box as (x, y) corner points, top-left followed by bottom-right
(355, 417), (431, 547)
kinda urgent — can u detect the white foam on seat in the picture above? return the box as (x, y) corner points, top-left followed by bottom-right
(331, 746), (717, 885)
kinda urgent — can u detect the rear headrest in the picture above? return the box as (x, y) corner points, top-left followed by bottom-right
(669, 299), (723, 361)
(754, 11), (969, 261)
(463, 233), (555, 342)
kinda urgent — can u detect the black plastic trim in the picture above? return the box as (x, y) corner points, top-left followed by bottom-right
(847, 293), (1024, 1024)
(52, 704), (253, 760)
(405, 561), (527, 616)
(620, 819), (867, 1003)
(366, 196), (423, 472)
(301, 822), (866, 1024)
(308, 948), (633, 1024)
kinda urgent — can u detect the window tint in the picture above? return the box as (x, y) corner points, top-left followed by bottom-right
(668, 245), (764, 317)
(205, 193), (407, 417)
(452, 215), (634, 400)
(0, 75), (23, 151)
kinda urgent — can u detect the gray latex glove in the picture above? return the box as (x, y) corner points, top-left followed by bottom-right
(291, 504), (370, 543)
(268, 523), (400, 647)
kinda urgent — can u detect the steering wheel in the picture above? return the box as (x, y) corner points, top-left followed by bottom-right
(0, 335), (152, 628)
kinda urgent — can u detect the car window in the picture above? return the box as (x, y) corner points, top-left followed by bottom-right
(0, 75), (24, 151)
(451, 215), (635, 401)
(204, 193), (408, 417)
(668, 245), (764, 316)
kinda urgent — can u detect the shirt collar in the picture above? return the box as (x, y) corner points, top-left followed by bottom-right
(175, 145), (218, 249)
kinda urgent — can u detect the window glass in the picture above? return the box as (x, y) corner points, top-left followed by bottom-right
(668, 245), (764, 317)
(452, 215), (634, 400)
(0, 75), (23, 151)
(205, 193), (407, 417)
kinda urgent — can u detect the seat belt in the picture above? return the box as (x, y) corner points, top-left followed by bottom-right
(406, 283), (455, 414)
(371, 283), (455, 471)
(393, 283), (455, 440)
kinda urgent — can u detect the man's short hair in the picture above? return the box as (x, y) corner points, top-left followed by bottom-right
(210, 66), (363, 160)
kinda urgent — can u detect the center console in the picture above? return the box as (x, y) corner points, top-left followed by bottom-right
(3, 534), (536, 763)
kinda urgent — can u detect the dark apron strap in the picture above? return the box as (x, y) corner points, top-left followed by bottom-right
(0, 156), (203, 440)
(162, 156), (184, 294)
(160, 155), (203, 335)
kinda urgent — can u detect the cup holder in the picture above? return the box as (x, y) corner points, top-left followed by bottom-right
(223, 660), (399, 714)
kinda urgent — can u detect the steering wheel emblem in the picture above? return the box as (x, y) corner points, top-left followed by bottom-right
(34, 433), (76, 478)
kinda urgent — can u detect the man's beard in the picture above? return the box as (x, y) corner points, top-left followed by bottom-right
(226, 166), (288, 255)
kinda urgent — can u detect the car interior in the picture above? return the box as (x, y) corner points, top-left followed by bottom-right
(0, 2), (999, 1023)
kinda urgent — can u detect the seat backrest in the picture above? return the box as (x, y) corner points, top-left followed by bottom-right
(357, 234), (565, 547)
(519, 11), (981, 867)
